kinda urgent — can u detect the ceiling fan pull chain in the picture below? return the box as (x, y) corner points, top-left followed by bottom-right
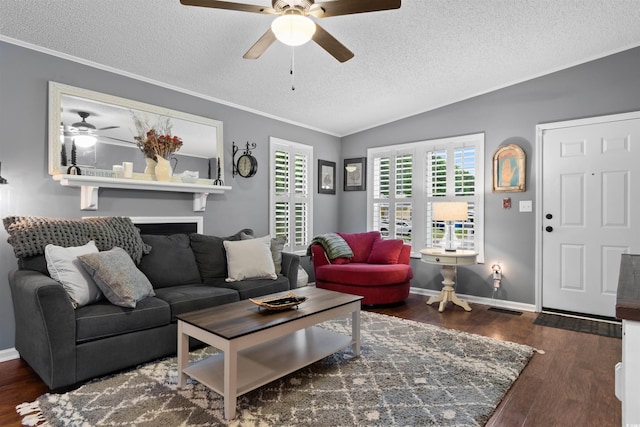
(290, 47), (295, 91)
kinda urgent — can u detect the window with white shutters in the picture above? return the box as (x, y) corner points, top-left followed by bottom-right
(368, 133), (484, 262)
(370, 150), (414, 244)
(270, 137), (313, 253)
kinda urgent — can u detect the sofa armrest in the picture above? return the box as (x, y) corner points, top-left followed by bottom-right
(398, 245), (412, 265)
(8, 269), (77, 389)
(281, 252), (300, 289)
(310, 245), (330, 268)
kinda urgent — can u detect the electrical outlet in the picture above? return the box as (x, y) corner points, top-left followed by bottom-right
(519, 200), (533, 212)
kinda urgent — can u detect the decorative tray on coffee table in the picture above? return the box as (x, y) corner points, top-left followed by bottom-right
(250, 292), (307, 311)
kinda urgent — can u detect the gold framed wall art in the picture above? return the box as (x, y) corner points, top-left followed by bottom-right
(492, 144), (525, 193)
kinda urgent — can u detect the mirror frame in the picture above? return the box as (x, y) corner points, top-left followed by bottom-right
(48, 81), (224, 177)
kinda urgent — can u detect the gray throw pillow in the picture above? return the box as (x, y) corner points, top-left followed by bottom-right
(270, 236), (286, 274)
(79, 247), (155, 308)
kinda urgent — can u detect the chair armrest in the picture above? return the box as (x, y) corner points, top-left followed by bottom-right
(310, 245), (330, 268)
(8, 269), (77, 389)
(281, 252), (300, 289)
(398, 245), (412, 265)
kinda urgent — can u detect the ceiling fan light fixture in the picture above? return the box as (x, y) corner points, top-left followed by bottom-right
(73, 134), (97, 147)
(271, 12), (316, 47)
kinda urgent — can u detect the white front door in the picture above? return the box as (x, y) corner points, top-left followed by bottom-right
(540, 114), (640, 317)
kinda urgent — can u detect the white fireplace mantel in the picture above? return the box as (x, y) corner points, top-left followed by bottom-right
(53, 174), (231, 211)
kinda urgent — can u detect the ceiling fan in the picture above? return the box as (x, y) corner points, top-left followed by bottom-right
(180, 0), (401, 62)
(64, 111), (120, 147)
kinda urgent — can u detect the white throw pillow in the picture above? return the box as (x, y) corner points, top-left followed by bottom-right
(45, 241), (103, 308)
(224, 235), (277, 282)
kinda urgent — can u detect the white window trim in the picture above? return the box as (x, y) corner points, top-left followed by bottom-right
(269, 136), (313, 254)
(367, 132), (485, 262)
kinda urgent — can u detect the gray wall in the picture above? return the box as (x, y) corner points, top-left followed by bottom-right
(339, 46), (640, 306)
(2, 39), (639, 352)
(0, 41), (340, 351)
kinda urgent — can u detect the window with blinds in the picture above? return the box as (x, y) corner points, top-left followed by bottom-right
(368, 133), (485, 261)
(269, 137), (313, 254)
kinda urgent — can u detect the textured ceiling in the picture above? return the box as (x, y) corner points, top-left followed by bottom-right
(2, 0), (640, 136)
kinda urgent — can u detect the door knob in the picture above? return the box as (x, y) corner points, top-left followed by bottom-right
(546, 213), (553, 220)
(545, 226), (553, 232)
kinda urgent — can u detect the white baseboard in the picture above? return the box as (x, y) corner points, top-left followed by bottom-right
(410, 287), (536, 313)
(0, 347), (19, 363)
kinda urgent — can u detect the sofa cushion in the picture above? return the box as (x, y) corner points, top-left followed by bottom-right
(205, 276), (291, 300)
(138, 234), (201, 288)
(224, 236), (277, 281)
(75, 296), (170, 343)
(16, 255), (48, 274)
(315, 263), (413, 286)
(79, 247), (155, 308)
(367, 239), (404, 264)
(153, 284), (239, 320)
(45, 240), (103, 308)
(337, 231), (381, 263)
(189, 229), (253, 280)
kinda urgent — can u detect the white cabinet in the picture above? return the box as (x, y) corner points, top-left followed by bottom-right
(616, 320), (640, 425)
(615, 254), (640, 426)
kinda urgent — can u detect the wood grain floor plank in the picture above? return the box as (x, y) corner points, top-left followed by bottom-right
(0, 293), (621, 427)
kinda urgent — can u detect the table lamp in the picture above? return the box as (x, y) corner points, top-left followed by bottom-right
(433, 201), (468, 252)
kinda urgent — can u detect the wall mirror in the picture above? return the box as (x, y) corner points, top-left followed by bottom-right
(48, 82), (224, 180)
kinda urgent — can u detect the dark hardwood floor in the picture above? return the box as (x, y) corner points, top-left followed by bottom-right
(0, 293), (621, 426)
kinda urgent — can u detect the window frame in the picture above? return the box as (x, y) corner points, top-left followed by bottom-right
(367, 133), (485, 262)
(269, 136), (314, 254)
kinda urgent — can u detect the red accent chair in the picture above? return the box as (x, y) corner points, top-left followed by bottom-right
(310, 231), (413, 305)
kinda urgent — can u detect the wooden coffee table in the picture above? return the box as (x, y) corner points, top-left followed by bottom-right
(176, 287), (363, 420)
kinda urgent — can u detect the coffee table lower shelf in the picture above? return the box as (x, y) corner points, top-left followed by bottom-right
(177, 288), (362, 420)
(183, 326), (353, 397)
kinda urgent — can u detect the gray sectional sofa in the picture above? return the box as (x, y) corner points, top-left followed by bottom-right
(4, 217), (299, 390)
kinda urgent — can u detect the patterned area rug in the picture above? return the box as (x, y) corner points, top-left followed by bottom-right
(18, 312), (535, 426)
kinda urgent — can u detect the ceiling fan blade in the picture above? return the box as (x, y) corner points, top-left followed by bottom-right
(313, 0), (400, 18)
(180, 0), (276, 14)
(99, 126), (120, 131)
(243, 28), (277, 59)
(103, 136), (137, 145)
(312, 24), (354, 63)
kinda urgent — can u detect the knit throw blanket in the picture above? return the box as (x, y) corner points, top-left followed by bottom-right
(307, 233), (353, 260)
(2, 216), (150, 264)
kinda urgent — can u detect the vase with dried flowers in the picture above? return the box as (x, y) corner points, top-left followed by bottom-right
(132, 114), (183, 181)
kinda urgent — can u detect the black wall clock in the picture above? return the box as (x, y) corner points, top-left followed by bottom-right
(233, 141), (258, 178)
(237, 153), (257, 178)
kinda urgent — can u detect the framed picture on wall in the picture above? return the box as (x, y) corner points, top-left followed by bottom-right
(493, 143), (526, 192)
(318, 159), (336, 194)
(344, 157), (366, 191)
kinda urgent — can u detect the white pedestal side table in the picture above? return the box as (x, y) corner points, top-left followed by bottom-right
(420, 248), (478, 312)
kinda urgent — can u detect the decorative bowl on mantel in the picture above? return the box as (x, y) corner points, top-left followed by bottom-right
(179, 170), (199, 183)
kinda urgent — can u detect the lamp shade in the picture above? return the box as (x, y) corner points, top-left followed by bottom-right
(433, 202), (468, 221)
(271, 13), (316, 46)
